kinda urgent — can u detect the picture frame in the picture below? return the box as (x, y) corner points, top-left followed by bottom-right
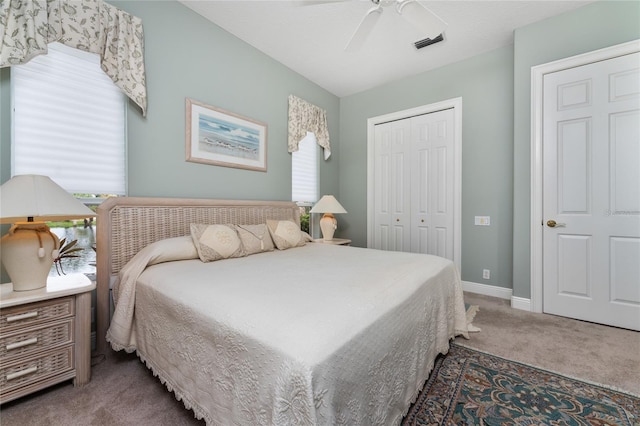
(186, 98), (267, 172)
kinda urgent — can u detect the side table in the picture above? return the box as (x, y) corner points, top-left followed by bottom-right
(313, 238), (352, 246)
(0, 274), (95, 403)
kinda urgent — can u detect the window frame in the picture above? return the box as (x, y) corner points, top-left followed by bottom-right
(291, 131), (320, 206)
(10, 42), (128, 201)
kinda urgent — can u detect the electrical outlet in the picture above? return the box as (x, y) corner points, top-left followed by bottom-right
(475, 216), (491, 226)
(483, 269), (490, 280)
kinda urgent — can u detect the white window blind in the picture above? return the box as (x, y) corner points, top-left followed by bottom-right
(12, 42), (126, 195)
(292, 132), (319, 204)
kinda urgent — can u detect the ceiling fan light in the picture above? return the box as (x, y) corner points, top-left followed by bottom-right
(396, 0), (447, 39)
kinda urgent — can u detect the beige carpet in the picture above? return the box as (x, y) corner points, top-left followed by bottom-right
(1, 292), (638, 425)
(456, 292), (640, 396)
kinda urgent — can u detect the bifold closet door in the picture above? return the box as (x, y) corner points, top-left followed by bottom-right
(373, 119), (411, 251)
(373, 108), (455, 259)
(410, 109), (455, 258)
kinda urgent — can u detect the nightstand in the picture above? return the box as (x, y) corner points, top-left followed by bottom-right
(0, 274), (95, 404)
(313, 238), (352, 246)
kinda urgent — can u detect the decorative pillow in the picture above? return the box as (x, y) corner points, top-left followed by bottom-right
(266, 220), (309, 250)
(235, 224), (275, 255)
(146, 235), (199, 266)
(190, 223), (246, 262)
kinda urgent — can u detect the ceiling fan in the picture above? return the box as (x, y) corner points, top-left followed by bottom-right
(304, 0), (447, 51)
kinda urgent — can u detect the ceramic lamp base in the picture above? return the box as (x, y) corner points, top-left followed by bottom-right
(1, 222), (59, 291)
(319, 213), (337, 241)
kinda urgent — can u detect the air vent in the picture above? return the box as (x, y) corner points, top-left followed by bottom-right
(414, 33), (444, 50)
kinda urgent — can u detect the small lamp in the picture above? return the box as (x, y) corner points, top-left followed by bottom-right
(309, 195), (347, 241)
(0, 175), (96, 291)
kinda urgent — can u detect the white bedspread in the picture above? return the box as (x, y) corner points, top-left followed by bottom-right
(108, 243), (468, 425)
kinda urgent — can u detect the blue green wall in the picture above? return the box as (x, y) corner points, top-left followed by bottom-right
(0, 68), (8, 283)
(0, 68), (8, 184)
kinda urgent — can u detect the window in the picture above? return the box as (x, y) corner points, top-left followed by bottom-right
(291, 131), (319, 205)
(12, 42), (127, 276)
(12, 42), (127, 198)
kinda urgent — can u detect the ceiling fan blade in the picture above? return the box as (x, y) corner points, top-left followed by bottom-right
(294, 0), (349, 6)
(396, 0), (447, 39)
(345, 6), (383, 52)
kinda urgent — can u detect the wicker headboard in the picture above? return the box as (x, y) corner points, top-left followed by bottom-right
(95, 197), (300, 354)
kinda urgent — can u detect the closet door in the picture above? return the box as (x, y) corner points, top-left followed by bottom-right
(369, 99), (460, 266)
(373, 120), (411, 251)
(410, 109), (455, 258)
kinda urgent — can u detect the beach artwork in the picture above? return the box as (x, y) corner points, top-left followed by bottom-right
(186, 98), (267, 172)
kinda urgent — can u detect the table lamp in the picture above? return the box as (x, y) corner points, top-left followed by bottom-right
(309, 195), (347, 241)
(0, 175), (96, 291)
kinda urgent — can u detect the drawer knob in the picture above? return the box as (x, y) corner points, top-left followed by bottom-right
(6, 366), (38, 381)
(6, 337), (38, 351)
(6, 311), (38, 322)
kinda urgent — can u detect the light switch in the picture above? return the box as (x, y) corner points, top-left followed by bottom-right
(474, 216), (490, 226)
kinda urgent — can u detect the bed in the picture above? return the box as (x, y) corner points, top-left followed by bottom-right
(95, 197), (469, 425)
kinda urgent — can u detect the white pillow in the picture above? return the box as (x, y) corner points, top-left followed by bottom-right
(190, 223), (246, 262)
(266, 220), (310, 250)
(144, 235), (199, 266)
(235, 224), (275, 255)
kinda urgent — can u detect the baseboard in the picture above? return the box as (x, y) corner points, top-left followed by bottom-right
(462, 281), (512, 300)
(462, 281), (533, 312)
(510, 296), (531, 312)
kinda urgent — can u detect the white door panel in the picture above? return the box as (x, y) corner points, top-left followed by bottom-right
(410, 109), (455, 257)
(374, 123), (392, 250)
(374, 120), (411, 251)
(392, 120), (411, 251)
(543, 52), (640, 331)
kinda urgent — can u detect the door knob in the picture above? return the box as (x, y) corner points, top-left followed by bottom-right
(547, 220), (566, 228)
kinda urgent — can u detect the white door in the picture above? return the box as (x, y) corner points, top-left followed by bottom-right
(543, 52), (640, 331)
(373, 119), (411, 251)
(373, 108), (455, 259)
(410, 109), (455, 258)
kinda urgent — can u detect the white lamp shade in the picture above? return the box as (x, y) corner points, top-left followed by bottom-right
(309, 195), (347, 214)
(0, 175), (96, 224)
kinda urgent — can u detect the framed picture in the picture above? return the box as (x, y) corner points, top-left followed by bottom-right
(186, 98), (267, 172)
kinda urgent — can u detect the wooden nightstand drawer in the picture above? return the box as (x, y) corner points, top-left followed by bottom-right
(0, 319), (74, 359)
(0, 345), (74, 396)
(0, 297), (74, 332)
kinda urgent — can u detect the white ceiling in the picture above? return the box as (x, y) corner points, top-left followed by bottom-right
(179, 0), (595, 97)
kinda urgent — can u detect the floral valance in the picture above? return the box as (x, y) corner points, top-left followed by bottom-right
(288, 95), (331, 160)
(0, 0), (147, 116)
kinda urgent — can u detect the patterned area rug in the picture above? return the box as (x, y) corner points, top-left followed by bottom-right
(403, 343), (639, 425)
